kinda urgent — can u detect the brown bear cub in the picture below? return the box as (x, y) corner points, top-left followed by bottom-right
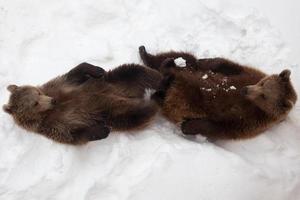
(139, 46), (297, 140)
(3, 62), (162, 144)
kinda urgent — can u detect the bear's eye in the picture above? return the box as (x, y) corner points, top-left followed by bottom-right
(34, 102), (39, 106)
(260, 94), (267, 100)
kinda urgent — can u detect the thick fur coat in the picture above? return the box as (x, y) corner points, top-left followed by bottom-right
(4, 62), (162, 144)
(139, 46), (297, 140)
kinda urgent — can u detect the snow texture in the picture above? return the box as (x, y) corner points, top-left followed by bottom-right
(174, 57), (186, 67)
(1, 0), (300, 200)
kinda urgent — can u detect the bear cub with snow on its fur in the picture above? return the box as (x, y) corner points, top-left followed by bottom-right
(139, 46), (297, 140)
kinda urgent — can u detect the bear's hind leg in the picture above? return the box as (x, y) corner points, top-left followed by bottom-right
(110, 101), (158, 131)
(105, 64), (162, 98)
(71, 123), (110, 144)
(66, 62), (106, 84)
(139, 46), (199, 71)
(139, 46), (159, 70)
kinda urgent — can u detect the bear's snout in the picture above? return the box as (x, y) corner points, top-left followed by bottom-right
(240, 87), (248, 96)
(242, 85), (263, 100)
(51, 98), (57, 105)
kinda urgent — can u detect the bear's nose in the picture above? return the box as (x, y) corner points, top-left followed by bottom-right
(240, 87), (248, 96)
(51, 99), (57, 105)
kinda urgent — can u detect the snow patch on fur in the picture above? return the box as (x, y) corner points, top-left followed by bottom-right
(144, 88), (155, 101)
(174, 57), (186, 67)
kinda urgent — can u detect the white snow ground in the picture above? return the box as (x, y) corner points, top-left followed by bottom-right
(0, 0), (300, 199)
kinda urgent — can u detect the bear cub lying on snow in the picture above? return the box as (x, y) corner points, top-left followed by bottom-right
(139, 46), (297, 140)
(3, 62), (162, 144)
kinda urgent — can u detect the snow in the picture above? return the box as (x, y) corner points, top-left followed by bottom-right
(229, 0), (300, 65)
(230, 86), (237, 90)
(202, 74), (208, 80)
(174, 57), (186, 67)
(1, 0), (300, 200)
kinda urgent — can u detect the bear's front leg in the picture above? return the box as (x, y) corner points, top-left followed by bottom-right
(181, 118), (246, 140)
(151, 73), (175, 105)
(160, 58), (177, 74)
(181, 118), (222, 139)
(66, 62), (106, 84)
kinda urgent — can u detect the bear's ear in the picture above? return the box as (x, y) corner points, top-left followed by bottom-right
(281, 100), (293, 109)
(279, 69), (291, 81)
(7, 85), (18, 93)
(3, 104), (13, 114)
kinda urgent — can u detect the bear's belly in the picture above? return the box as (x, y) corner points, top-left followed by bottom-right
(162, 73), (252, 123)
(162, 86), (207, 123)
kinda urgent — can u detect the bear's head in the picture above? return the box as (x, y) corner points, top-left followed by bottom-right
(3, 85), (56, 120)
(241, 69), (297, 117)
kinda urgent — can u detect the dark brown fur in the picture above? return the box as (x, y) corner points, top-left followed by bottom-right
(3, 62), (162, 144)
(139, 46), (297, 140)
